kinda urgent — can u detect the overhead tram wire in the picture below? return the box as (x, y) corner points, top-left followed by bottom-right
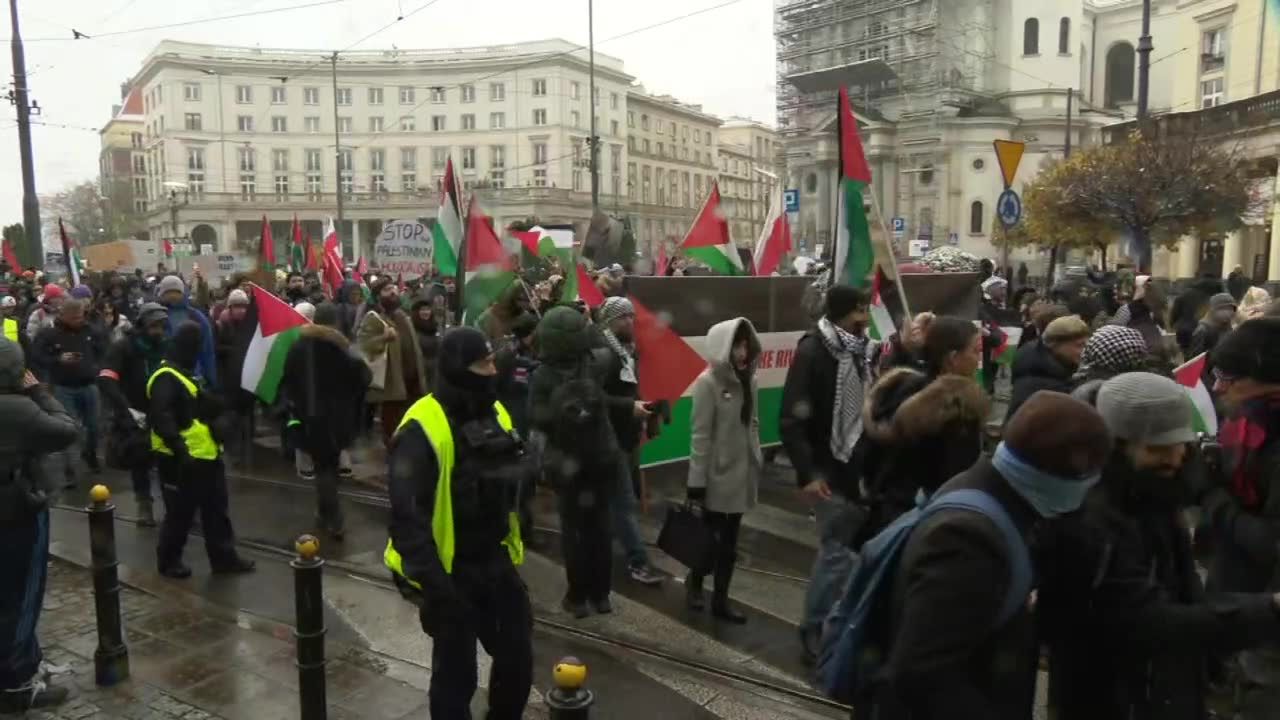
(25, 0), (356, 41)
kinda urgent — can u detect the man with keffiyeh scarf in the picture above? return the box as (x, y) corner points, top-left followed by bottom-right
(780, 284), (875, 664)
(1197, 317), (1280, 717)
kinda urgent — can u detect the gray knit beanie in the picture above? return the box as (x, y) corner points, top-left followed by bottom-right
(1096, 372), (1195, 445)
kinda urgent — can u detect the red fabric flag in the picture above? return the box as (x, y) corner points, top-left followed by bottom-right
(680, 183), (732, 249)
(464, 196), (514, 271)
(303, 231), (318, 271)
(632, 296), (707, 403)
(322, 227), (344, 293)
(354, 257), (367, 286)
(576, 263), (604, 308)
(2, 236), (22, 274)
(259, 215), (275, 271)
(510, 229), (541, 256)
(162, 238), (173, 259)
(839, 86), (872, 184)
(655, 243), (668, 277)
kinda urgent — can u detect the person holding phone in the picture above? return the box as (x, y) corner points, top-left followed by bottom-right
(30, 298), (107, 485)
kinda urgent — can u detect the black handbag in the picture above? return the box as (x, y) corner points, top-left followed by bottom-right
(657, 501), (714, 573)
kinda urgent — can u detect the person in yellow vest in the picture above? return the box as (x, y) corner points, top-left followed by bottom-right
(148, 322), (255, 579)
(385, 327), (534, 720)
(1, 296), (19, 344)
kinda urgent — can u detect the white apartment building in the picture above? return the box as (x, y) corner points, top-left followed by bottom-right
(717, 118), (782, 249)
(124, 39), (634, 258)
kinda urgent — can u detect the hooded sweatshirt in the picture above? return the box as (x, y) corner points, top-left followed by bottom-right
(163, 294), (218, 387)
(0, 339), (79, 515)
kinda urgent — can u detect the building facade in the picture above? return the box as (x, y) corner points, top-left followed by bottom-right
(122, 39), (636, 258)
(717, 118), (782, 248)
(98, 86), (149, 241)
(624, 87), (723, 259)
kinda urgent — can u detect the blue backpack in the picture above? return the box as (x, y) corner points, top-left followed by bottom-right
(815, 489), (1033, 703)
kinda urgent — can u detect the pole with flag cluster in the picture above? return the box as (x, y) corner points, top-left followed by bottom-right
(58, 219), (82, 286)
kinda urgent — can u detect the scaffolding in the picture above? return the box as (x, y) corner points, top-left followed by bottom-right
(775, 0), (996, 136)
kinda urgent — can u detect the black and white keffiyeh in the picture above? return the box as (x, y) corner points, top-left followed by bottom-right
(818, 316), (869, 463)
(1078, 325), (1147, 375)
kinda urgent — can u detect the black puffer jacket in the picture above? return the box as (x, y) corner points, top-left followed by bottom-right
(280, 323), (371, 456)
(779, 329), (866, 500)
(1005, 340), (1074, 423)
(857, 368), (989, 544)
(0, 339), (78, 524)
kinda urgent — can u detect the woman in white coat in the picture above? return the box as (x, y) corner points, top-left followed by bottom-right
(686, 317), (762, 624)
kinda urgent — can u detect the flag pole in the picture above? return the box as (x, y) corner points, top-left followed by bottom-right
(866, 190), (913, 321)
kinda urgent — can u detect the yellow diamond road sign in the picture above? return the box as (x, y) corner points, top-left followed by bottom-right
(993, 139), (1026, 189)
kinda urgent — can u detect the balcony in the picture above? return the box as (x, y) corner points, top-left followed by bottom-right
(1105, 88), (1280, 146)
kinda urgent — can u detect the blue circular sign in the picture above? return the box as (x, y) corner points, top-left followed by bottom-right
(997, 189), (1023, 227)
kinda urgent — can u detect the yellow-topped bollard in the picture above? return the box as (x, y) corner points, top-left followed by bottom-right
(547, 656), (593, 718)
(291, 533), (326, 720)
(295, 534), (320, 561)
(86, 483), (128, 686)
(89, 484), (111, 504)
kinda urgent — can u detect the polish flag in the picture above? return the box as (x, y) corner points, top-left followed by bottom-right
(321, 218), (343, 293)
(752, 186), (792, 276)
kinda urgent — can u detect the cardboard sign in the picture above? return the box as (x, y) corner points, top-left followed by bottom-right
(374, 220), (432, 280)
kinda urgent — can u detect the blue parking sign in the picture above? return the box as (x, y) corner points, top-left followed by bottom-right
(784, 189), (800, 213)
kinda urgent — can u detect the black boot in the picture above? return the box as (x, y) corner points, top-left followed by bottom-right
(158, 562), (192, 580)
(211, 556), (256, 574)
(711, 553), (746, 624)
(685, 572), (705, 611)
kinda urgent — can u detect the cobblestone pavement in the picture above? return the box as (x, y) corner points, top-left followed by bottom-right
(25, 559), (438, 720)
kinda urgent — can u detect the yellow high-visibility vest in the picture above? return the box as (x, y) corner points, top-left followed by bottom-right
(2, 317), (17, 343)
(145, 365), (219, 461)
(384, 395), (524, 587)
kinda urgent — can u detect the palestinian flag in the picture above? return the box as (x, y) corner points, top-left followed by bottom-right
(259, 215), (275, 271)
(289, 215), (305, 271)
(680, 182), (742, 275)
(576, 263), (604, 308)
(433, 158), (464, 277)
(1175, 353), (1219, 435)
(58, 218), (82, 286)
(867, 267), (897, 341)
(240, 284), (307, 404)
(460, 196), (515, 326)
(832, 86), (875, 288)
(752, 185), (792, 277)
(633, 297), (708, 403)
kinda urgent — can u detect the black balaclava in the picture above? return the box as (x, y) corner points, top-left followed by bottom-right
(435, 327), (495, 418)
(168, 321), (203, 373)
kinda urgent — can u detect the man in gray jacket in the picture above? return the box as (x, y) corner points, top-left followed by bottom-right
(0, 337), (79, 712)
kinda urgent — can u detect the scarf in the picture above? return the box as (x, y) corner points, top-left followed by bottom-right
(817, 316), (868, 463)
(1221, 394), (1280, 510)
(992, 442), (1099, 518)
(602, 329), (637, 385)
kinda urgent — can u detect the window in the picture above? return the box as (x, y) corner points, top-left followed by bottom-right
(239, 147), (256, 172)
(533, 168), (547, 187)
(628, 111), (635, 128)
(401, 171), (417, 192)
(305, 116), (321, 133)
(642, 166), (651, 202)
(431, 115), (446, 131)
(304, 87), (320, 105)
(187, 147), (205, 171)
(432, 147), (448, 169)
(183, 83), (200, 101)
(369, 116), (384, 133)
(272, 149), (289, 172)
(369, 87), (384, 105)
(1058, 18), (1071, 54)
(305, 149), (323, 172)
(489, 170), (505, 188)
(490, 145), (505, 168)
(1023, 18), (1040, 55)
(628, 136), (635, 151)
(271, 116), (287, 133)
(370, 149), (385, 171)
(400, 86), (416, 104)
(571, 81), (581, 100)
(340, 175), (354, 196)
(571, 111), (580, 128)
(533, 109), (547, 126)
(184, 113), (202, 131)
(336, 88), (352, 106)
(657, 142), (664, 157)
(400, 116), (416, 132)
(372, 173), (386, 194)
(306, 173), (322, 200)
(271, 86), (287, 104)
(610, 92), (619, 110)
(237, 115), (254, 132)
(240, 174), (256, 201)
(643, 139), (650, 154)
(1105, 42), (1136, 107)
(338, 117), (352, 134)
(400, 148), (417, 170)
(694, 129), (701, 144)
(338, 149), (353, 173)
(610, 146), (622, 195)
(131, 132), (142, 148)
(641, 114), (649, 130)
(274, 174), (289, 200)
(236, 85), (252, 103)
(532, 79), (547, 97)
(611, 120), (619, 136)
(133, 156), (146, 174)
(460, 84), (475, 103)
(970, 201), (984, 234)
(430, 87), (445, 103)
(490, 112), (505, 129)
(1201, 77), (1225, 108)
(461, 114), (476, 130)
(489, 82), (505, 101)
(705, 131), (711, 145)
(1203, 28), (1226, 72)
(533, 142), (547, 165)
(461, 146), (476, 170)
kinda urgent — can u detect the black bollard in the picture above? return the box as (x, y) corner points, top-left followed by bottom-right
(292, 534), (327, 720)
(546, 656), (594, 719)
(87, 484), (130, 686)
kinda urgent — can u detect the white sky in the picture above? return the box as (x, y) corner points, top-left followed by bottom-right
(1, 0), (777, 215)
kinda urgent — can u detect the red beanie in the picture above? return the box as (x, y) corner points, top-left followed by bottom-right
(42, 283), (64, 300)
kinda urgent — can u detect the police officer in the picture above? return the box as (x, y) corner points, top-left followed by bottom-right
(384, 327), (534, 719)
(149, 321), (254, 579)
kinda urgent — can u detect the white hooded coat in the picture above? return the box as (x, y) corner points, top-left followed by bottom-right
(687, 317), (763, 515)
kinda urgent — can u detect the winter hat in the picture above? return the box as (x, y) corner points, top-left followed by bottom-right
(1212, 317), (1280, 383)
(1042, 315), (1091, 346)
(158, 275), (185, 296)
(1208, 292), (1237, 313)
(294, 302), (316, 322)
(598, 296), (635, 326)
(825, 285), (869, 322)
(1, 296), (14, 309)
(70, 285), (93, 300)
(1003, 390), (1112, 478)
(1096, 372), (1195, 446)
(313, 302), (340, 329)
(42, 283), (64, 301)
(439, 327), (493, 383)
(981, 275), (1008, 294)
(137, 302), (167, 328)
(1079, 326), (1148, 375)
(227, 289), (249, 307)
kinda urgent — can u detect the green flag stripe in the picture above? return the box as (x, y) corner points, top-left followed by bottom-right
(255, 326), (301, 405)
(433, 226), (459, 277)
(685, 245), (742, 276)
(839, 179), (874, 288)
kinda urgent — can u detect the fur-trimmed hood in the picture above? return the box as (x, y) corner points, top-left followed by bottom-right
(863, 367), (990, 443)
(299, 322), (349, 349)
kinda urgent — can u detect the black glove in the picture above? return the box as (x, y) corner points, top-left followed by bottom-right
(687, 486), (706, 505)
(418, 587), (468, 638)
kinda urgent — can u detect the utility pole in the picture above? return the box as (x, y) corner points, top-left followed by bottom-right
(1064, 88), (1074, 158)
(9, 0), (41, 266)
(587, 0), (600, 215)
(330, 52), (345, 250)
(1137, 0), (1153, 119)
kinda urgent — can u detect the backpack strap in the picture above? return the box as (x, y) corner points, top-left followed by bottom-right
(922, 489), (1033, 627)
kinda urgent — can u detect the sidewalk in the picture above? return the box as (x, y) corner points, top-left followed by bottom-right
(26, 558), (444, 720)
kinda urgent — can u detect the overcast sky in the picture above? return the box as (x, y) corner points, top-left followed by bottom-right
(1, 0), (776, 219)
